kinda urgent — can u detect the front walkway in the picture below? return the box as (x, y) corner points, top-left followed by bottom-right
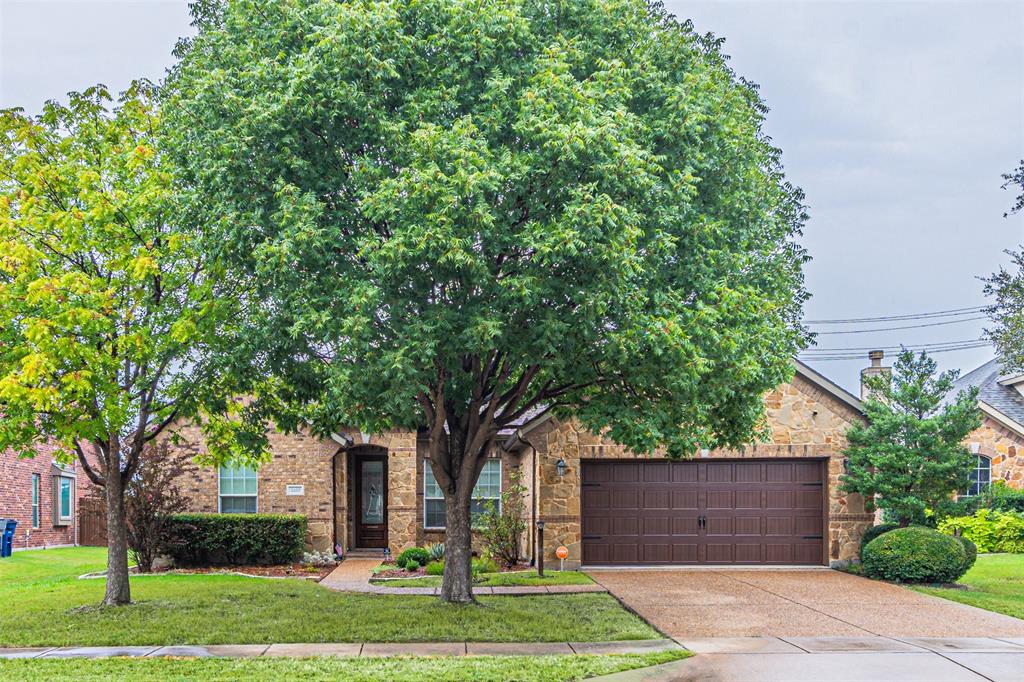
(0, 639), (679, 660)
(587, 568), (1024, 638)
(593, 637), (1024, 681)
(321, 558), (607, 595)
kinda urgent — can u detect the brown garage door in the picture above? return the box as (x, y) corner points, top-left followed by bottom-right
(581, 459), (826, 565)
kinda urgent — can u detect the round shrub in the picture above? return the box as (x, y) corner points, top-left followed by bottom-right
(957, 536), (977, 574)
(862, 526), (968, 584)
(404, 559), (420, 572)
(395, 547), (430, 568)
(426, 560), (445, 576)
(859, 523), (898, 552)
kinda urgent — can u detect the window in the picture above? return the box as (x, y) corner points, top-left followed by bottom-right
(31, 474), (40, 528)
(965, 455), (992, 497)
(219, 464), (257, 513)
(424, 459), (501, 529)
(52, 475), (73, 525)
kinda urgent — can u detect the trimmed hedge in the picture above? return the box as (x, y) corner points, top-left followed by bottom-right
(862, 526), (968, 584)
(166, 513), (307, 566)
(860, 523), (898, 551)
(396, 547), (431, 569)
(958, 536), (978, 574)
(937, 509), (1024, 553)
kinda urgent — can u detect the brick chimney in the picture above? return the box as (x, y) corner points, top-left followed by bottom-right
(860, 350), (890, 400)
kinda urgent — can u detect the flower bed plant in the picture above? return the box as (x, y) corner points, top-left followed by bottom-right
(938, 509), (1024, 553)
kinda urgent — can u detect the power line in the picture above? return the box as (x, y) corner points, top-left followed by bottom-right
(799, 341), (989, 361)
(811, 316), (987, 335)
(804, 306), (985, 325)
(801, 338), (987, 353)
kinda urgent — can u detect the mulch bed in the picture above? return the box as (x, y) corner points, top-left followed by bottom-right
(373, 562), (527, 580)
(167, 563), (337, 581)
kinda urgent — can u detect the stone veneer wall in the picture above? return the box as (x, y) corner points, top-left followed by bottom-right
(525, 372), (873, 569)
(967, 416), (1024, 489)
(168, 425), (339, 552)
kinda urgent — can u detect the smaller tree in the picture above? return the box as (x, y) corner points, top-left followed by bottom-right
(841, 350), (982, 527)
(477, 470), (527, 568)
(983, 162), (1024, 370)
(125, 443), (190, 572)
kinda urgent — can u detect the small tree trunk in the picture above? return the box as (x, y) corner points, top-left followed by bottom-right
(440, 492), (475, 604)
(103, 467), (132, 606)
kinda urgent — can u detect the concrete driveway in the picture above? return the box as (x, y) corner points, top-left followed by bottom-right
(586, 568), (1024, 638)
(588, 569), (1024, 681)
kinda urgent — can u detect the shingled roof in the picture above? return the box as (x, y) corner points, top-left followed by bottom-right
(951, 357), (1024, 434)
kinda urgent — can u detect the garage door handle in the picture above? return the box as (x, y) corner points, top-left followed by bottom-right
(583, 535), (603, 540)
(581, 483), (601, 487)
(802, 535), (823, 540)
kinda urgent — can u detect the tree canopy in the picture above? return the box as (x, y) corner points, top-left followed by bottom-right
(0, 83), (256, 604)
(984, 161), (1024, 370)
(164, 0), (809, 601)
(840, 351), (982, 527)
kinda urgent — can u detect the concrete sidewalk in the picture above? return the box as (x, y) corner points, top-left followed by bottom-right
(0, 639), (679, 660)
(320, 558), (607, 595)
(593, 637), (1024, 682)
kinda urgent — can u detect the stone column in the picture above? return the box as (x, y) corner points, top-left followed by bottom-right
(385, 431), (418, 553)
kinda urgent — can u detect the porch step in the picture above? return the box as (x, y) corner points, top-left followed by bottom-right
(344, 549), (386, 559)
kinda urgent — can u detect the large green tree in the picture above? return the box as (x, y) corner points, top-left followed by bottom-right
(164, 0), (809, 603)
(0, 84), (257, 605)
(840, 351), (982, 527)
(983, 161), (1024, 369)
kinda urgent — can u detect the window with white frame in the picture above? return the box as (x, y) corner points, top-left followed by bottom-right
(424, 459), (501, 529)
(965, 455), (992, 496)
(219, 464), (257, 513)
(31, 474), (40, 528)
(52, 475), (73, 525)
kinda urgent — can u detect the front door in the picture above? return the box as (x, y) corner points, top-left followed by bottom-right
(355, 455), (388, 548)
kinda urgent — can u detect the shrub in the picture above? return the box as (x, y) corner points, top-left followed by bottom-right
(426, 560), (444, 576)
(957, 536), (977, 574)
(166, 513), (306, 566)
(986, 482), (1024, 513)
(426, 542), (445, 562)
(478, 469), (527, 567)
(860, 523), (898, 552)
(472, 557), (499, 576)
(937, 509), (1024, 553)
(404, 559), (420, 572)
(395, 547), (431, 568)
(862, 526), (968, 583)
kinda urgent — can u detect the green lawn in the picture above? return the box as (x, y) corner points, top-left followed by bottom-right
(0, 548), (657, 646)
(372, 570), (595, 588)
(913, 554), (1024, 620)
(0, 652), (689, 682)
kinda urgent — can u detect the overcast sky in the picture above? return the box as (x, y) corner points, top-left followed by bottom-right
(1, 0), (1022, 393)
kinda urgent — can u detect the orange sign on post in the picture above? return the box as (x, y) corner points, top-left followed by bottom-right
(555, 545), (569, 571)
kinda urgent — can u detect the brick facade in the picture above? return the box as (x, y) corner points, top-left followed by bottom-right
(965, 415), (1024, 488)
(0, 445), (77, 550)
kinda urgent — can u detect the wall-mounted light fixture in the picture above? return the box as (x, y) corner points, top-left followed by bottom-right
(555, 458), (567, 477)
(842, 458), (850, 474)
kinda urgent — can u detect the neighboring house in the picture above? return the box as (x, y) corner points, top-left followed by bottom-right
(166, 357), (877, 568)
(0, 444), (78, 550)
(949, 358), (1024, 494)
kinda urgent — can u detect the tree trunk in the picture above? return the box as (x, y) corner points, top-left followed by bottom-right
(440, 492), (475, 604)
(103, 467), (132, 606)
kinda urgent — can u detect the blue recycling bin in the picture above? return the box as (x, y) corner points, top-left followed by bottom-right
(1, 519), (17, 558)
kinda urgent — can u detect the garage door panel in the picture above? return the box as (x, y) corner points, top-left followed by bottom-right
(672, 463), (699, 482)
(671, 490), (698, 509)
(706, 490), (733, 509)
(580, 459), (825, 566)
(645, 489), (670, 509)
(583, 516), (611, 535)
(644, 462), (671, 482)
(734, 517), (761, 536)
(707, 462), (734, 482)
(583, 489), (610, 510)
(672, 517), (699, 536)
(612, 517), (639, 536)
(611, 489), (639, 509)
